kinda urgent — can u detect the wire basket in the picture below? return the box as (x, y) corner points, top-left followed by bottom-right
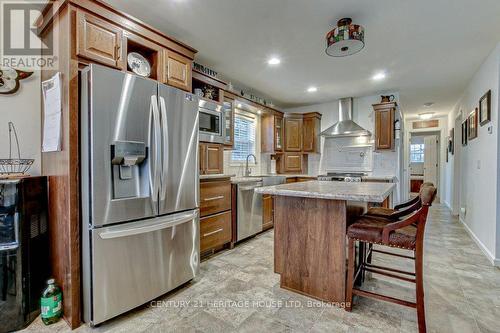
(0, 122), (34, 176)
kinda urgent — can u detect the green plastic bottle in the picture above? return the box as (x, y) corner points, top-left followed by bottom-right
(40, 278), (63, 325)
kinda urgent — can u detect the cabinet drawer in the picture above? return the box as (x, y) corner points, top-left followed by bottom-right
(200, 180), (231, 217)
(200, 211), (232, 252)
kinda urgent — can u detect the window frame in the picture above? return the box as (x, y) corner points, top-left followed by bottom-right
(230, 110), (258, 165)
(410, 143), (425, 163)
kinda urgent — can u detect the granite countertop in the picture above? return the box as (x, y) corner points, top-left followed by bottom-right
(231, 174), (316, 184)
(255, 180), (395, 203)
(362, 175), (398, 182)
(200, 174), (236, 180)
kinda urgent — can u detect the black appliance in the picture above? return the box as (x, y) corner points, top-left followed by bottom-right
(0, 177), (49, 332)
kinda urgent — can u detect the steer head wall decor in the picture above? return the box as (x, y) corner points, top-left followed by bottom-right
(0, 67), (34, 95)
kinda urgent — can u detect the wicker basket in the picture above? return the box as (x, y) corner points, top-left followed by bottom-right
(0, 122), (34, 176)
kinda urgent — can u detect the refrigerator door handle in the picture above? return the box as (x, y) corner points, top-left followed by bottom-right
(98, 211), (198, 239)
(159, 96), (168, 200)
(150, 95), (161, 204)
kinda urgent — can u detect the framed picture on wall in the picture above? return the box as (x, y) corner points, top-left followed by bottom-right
(479, 90), (491, 126)
(468, 108), (478, 140)
(461, 119), (468, 146)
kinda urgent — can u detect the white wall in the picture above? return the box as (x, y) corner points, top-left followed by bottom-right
(444, 42), (500, 264)
(0, 72), (41, 175)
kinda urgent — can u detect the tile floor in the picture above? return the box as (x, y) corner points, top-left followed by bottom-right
(23, 204), (500, 332)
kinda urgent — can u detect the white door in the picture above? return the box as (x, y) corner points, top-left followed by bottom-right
(424, 135), (438, 186)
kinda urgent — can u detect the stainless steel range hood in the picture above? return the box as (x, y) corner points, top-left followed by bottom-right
(320, 97), (371, 137)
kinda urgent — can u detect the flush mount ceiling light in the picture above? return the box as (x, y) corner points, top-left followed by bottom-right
(307, 86), (318, 93)
(372, 72), (386, 81)
(267, 57), (281, 65)
(326, 18), (365, 57)
(419, 112), (435, 120)
(237, 103), (242, 108)
(423, 102), (434, 107)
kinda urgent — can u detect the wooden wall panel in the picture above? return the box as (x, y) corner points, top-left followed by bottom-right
(41, 5), (81, 328)
(274, 196), (347, 303)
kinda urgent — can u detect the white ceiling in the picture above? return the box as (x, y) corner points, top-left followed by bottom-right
(105, 0), (500, 117)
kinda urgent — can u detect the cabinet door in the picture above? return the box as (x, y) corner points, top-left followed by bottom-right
(164, 50), (192, 92)
(375, 108), (394, 150)
(283, 153), (303, 173)
(223, 97), (234, 147)
(199, 143), (206, 174)
(76, 11), (124, 68)
(262, 194), (274, 230)
(284, 117), (302, 151)
(274, 116), (284, 152)
(205, 143), (224, 174)
(303, 117), (315, 152)
(200, 211), (232, 252)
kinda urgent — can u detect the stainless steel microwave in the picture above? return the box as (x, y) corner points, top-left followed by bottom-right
(199, 99), (224, 143)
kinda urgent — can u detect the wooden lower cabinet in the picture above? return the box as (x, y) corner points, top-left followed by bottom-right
(200, 178), (232, 254)
(200, 211), (232, 252)
(411, 179), (424, 193)
(200, 180), (231, 217)
(262, 194), (274, 230)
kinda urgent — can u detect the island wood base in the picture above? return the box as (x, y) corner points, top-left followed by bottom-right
(273, 195), (348, 304)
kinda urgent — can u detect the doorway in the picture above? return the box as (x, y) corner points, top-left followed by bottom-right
(409, 131), (440, 196)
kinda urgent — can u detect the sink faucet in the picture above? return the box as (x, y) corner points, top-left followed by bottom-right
(245, 154), (257, 177)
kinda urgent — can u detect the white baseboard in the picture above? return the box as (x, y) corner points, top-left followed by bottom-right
(443, 200), (451, 211)
(459, 217), (499, 267)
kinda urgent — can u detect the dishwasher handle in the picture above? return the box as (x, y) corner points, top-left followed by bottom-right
(238, 182), (263, 191)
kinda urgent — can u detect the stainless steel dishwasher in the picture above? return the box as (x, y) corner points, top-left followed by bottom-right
(236, 176), (285, 241)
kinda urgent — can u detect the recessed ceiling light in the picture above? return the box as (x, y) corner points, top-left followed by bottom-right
(419, 112), (434, 120)
(268, 57), (281, 65)
(237, 103), (242, 108)
(307, 86), (318, 93)
(372, 72), (386, 81)
(257, 110), (262, 115)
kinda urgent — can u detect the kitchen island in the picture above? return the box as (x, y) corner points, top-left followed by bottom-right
(255, 181), (395, 306)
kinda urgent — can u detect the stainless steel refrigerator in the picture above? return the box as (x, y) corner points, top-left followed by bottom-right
(80, 64), (200, 325)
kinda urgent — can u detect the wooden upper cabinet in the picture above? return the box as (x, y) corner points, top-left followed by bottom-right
(163, 50), (192, 92)
(373, 102), (396, 150)
(223, 97), (235, 147)
(261, 111), (284, 153)
(76, 11), (124, 69)
(302, 112), (321, 153)
(199, 143), (223, 175)
(284, 115), (303, 152)
(274, 115), (284, 152)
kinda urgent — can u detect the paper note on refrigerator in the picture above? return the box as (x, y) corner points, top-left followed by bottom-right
(41, 73), (62, 152)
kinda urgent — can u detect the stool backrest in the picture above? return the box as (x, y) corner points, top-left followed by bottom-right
(415, 185), (437, 248)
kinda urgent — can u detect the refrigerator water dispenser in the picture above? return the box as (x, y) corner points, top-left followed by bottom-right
(111, 141), (147, 199)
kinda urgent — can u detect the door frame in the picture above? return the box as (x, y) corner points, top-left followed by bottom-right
(405, 127), (443, 203)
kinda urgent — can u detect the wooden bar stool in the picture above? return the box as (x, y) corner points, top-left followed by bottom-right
(345, 185), (437, 333)
(364, 182), (434, 221)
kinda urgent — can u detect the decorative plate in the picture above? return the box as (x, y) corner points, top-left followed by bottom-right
(127, 52), (151, 77)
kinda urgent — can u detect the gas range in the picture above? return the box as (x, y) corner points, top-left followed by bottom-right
(317, 172), (366, 182)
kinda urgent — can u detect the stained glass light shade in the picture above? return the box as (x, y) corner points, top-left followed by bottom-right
(326, 18), (365, 57)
